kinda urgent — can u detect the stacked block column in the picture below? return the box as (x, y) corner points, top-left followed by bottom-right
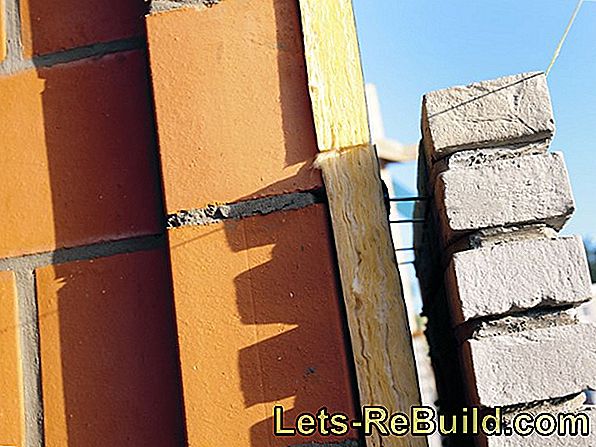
(416, 72), (595, 446)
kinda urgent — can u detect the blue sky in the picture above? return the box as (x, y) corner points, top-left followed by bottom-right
(353, 0), (596, 240)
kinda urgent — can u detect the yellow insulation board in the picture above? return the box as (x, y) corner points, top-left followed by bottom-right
(299, 2), (426, 447)
(298, 0), (370, 151)
(0, 0), (6, 62)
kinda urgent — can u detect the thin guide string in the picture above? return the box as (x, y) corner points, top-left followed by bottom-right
(546, 0), (585, 76)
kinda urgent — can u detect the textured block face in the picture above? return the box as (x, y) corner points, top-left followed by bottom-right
(146, 1), (322, 213)
(422, 72), (555, 159)
(20, 0), (144, 56)
(480, 395), (595, 447)
(482, 408), (596, 447)
(462, 323), (596, 407)
(0, 51), (162, 258)
(436, 152), (574, 241)
(36, 250), (184, 446)
(0, 272), (24, 447)
(447, 236), (592, 323)
(168, 204), (356, 447)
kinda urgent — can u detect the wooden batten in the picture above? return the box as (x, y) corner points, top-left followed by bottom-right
(299, 2), (426, 447)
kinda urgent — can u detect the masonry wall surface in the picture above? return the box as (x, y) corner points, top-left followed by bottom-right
(416, 73), (595, 447)
(0, 0), (362, 446)
(0, 1), (186, 445)
(146, 2), (360, 445)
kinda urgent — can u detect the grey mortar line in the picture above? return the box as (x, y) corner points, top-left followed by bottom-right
(496, 391), (590, 416)
(167, 190), (326, 229)
(32, 36), (145, 69)
(455, 306), (580, 343)
(150, 0), (223, 14)
(0, 234), (165, 272)
(0, 35), (145, 76)
(0, 191), (326, 269)
(15, 269), (44, 447)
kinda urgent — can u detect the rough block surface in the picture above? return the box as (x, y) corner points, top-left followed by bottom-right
(436, 152), (574, 242)
(422, 72), (554, 159)
(36, 249), (184, 446)
(481, 396), (595, 447)
(462, 322), (596, 407)
(433, 142), (548, 177)
(446, 235), (592, 323)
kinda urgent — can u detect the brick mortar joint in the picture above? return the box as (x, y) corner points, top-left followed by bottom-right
(449, 223), (558, 254)
(0, 191), (323, 269)
(454, 306), (581, 343)
(425, 223), (561, 281)
(167, 189), (326, 229)
(489, 391), (590, 416)
(0, 36), (145, 76)
(14, 269), (45, 447)
(149, 0), (222, 14)
(0, 234), (165, 272)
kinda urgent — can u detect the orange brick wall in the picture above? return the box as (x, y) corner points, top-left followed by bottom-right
(0, 272), (24, 446)
(0, 0), (360, 446)
(168, 205), (356, 446)
(0, 0), (187, 445)
(146, 2), (322, 211)
(0, 51), (162, 258)
(147, 1), (359, 445)
(36, 250), (183, 446)
(20, 0), (145, 56)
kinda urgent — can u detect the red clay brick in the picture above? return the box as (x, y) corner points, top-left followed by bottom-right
(20, 0), (145, 56)
(146, 1), (322, 213)
(0, 271), (24, 446)
(36, 249), (184, 446)
(168, 204), (356, 447)
(0, 50), (162, 258)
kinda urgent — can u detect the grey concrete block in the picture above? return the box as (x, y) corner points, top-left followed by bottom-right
(482, 424), (595, 447)
(435, 152), (574, 244)
(427, 142), (549, 201)
(446, 235), (592, 323)
(479, 396), (595, 447)
(433, 141), (548, 176)
(422, 72), (555, 160)
(462, 322), (596, 407)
